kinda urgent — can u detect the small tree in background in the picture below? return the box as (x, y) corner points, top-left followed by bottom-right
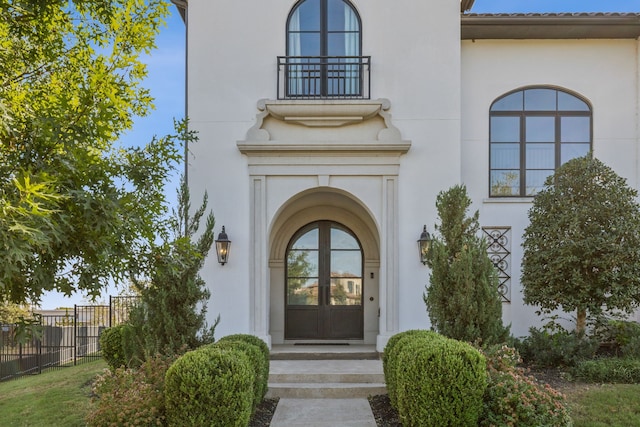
(125, 178), (219, 363)
(0, 302), (31, 324)
(424, 185), (508, 346)
(522, 156), (640, 336)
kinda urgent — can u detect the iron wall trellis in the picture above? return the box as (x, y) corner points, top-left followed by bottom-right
(483, 226), (512, 303)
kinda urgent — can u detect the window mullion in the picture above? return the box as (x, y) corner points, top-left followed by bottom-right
(520, 113), (526, 197)
(555, 113), (561, 169)
(320, 0), (328, 96)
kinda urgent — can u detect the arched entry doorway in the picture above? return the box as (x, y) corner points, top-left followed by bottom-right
(285, 221), (363, 339)
(268, 188), (381, 344)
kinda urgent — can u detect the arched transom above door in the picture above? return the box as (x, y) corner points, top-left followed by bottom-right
(269, 188), (379, 265)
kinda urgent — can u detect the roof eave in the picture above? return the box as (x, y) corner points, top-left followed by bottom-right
(462, 14), (640, 40)
(461, 0), (475, 13)
(171, 0), (187, 22)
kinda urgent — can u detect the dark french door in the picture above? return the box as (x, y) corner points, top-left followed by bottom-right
(285, 221), (364, 339)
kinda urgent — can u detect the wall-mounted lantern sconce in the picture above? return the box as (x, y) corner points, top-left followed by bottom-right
(417, 225), (431, 265)
(215, 226), (231, 265)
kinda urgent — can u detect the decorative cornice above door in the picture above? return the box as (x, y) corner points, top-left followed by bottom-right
(239, 98), (409, 154)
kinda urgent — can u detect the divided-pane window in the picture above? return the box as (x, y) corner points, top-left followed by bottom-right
(286, 0), (362, 98)
(489, 87), (592, 197)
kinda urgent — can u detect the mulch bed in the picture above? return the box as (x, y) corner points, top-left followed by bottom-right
(366, 369), (578, 427)
(368, 394), (401, 427)
(249, 397), (279, 427)
(252, 370), (577, 427)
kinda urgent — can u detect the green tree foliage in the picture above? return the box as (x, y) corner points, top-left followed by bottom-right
(522, 156), (640, 335)
(126, 179), (218, 361)
(424, 185), (508, 345)
(0, 1), (182, 305)
(0, 301), (31, 323)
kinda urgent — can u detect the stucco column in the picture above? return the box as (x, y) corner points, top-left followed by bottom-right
(377, 175), (399, 352)
(249, 175), (271, 347)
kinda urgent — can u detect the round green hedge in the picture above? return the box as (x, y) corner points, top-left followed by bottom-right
(217, 334), (270, 399)
(395, 336), (487, 427)
(99, 325), (127, 370)
(383, 330), (444, 408)
(218, 334), (269, 361)
(213, 340), (267, 410)
(164, 346), (253, 427)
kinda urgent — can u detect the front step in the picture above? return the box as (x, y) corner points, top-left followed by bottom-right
(270, 344), (380, 360)
(266, 358), (386, 399)
(267, 382), (387, 399)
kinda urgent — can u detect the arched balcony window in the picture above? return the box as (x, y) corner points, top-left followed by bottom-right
(279, 0), (370, 99)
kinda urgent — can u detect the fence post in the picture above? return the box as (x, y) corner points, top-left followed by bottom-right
(37, 316), (42, 375)
(73, 304), (77, 366)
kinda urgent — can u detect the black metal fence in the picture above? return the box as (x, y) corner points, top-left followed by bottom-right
(110, 295), (139, 326)
(1, 297), (139, 382)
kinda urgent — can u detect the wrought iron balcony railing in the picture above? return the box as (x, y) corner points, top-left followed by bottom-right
(277, 56), (371, 100)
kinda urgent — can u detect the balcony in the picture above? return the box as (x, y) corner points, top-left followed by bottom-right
(277, 56), (371, 100)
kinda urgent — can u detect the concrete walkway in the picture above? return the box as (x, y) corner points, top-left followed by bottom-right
(267, 345), (382, 426)
(270, 398), (377, 427)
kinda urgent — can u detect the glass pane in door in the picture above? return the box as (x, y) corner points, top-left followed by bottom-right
(330, 277), (362, 305)
(287, 228), (319, 306)
(330, 227), (362, 306)
(288, 278), (319, 305)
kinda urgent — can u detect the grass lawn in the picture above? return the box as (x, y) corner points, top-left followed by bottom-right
(1, 359), (639, 426)
(566, 383), (640, 427)
(0, 359), (106, 427)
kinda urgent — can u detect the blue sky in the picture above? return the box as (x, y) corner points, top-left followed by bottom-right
(39, 0), (640, 308)
(39, 9), (187, 309)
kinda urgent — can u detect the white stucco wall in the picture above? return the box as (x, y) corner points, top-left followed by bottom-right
(186, 0), (462, 348)
(186, 0), (640, 346)
(462, 38), (640, 336)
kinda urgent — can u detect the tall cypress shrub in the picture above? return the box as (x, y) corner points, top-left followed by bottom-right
(423, 185), (508, 345)
(125, 178), (219, 361)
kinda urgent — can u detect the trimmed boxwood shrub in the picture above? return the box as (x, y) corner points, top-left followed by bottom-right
(383, 330), (444, 409)
(99, 325), (127, 370)
(395, 335), (486, 427)
(217, 334), (270, 400)
(164, 346), (253, 427)
(218, 334), (269, 362)
(213, 340), (267, 411)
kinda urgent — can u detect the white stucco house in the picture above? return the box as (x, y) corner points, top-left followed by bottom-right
(170, 0), (640, 351)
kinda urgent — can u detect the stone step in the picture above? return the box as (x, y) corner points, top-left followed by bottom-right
(270, 344), (380, 360)
(270, 372), (384, 383)
(267, 359), (386, 399)
(269, 359), (384, 382)
(270, 351), (379, 360)
(267, 382), (387, 399)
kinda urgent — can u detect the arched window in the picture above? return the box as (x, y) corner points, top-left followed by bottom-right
(285, 0), (363, 98)
(489, 87), (592, 197)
